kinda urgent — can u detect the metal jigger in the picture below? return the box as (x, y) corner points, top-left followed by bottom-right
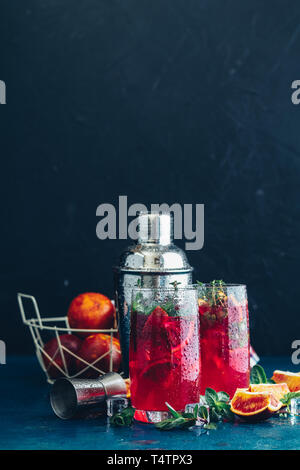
(113, 211), (193, 377)
(50, 372), (127, 419)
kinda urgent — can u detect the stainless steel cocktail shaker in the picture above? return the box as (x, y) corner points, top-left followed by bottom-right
(113, 212), (193, 377)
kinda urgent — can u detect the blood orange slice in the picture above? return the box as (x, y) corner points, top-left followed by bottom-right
(140, 357), (172, 384)
(230, 389), (281, 422)
(198, 298), (210, 315)
(164, 319), (195, 354)
(249, 383), (289, 405)
(272, 370), (300, 392)
(141, 306), (171, 364)
(142, 306), (169, 336)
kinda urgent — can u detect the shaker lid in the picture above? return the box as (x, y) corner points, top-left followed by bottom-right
(138, 212), (172, 245)
(114, 212), (193, 273)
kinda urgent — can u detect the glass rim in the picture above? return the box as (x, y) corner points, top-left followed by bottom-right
(131, 284), (247, 291)
(194, 283), (247, 288)
(131, 285), (198, 292)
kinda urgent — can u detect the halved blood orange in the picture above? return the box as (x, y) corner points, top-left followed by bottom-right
(272, 370), (300, 392)
(230, 389), (281, 422)
(249, 383), (289, 405)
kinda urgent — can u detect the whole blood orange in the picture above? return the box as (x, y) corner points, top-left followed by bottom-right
(272, 370), (300, 392)
(231, 389), (281, 422)
(42, 334), (82, 379)
(75, 333), (121, 378)
(68, 292), (115, 337)
(249, 383), (289, 405)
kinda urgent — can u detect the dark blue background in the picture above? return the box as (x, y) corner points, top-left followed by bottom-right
(1, 1), (300, 355)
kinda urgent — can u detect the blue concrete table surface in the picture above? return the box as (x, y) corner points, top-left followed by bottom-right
(0, 356), (299, 450)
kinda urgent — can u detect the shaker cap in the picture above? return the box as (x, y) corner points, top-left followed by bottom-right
(114, 211), (193, 272)
(138, 212), (173, 245)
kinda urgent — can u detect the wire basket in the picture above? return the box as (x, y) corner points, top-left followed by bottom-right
(17, 293), (120, 384)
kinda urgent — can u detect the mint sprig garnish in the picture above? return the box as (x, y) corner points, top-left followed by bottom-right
(197, 280), (228, 328)
(109, 406), (135, 426)
(169, 281), (182, 290)
(109, 388), (234, 430)
(155, 402), (200, 431)
(200, 388), (234, 423)
(132, 281), (183, 316)
(197, 280), (226, 307)
(281, 392), (300, 411)
(155, 388), (234, 431)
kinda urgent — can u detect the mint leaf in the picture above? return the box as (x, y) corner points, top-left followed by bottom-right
(281, 391), (300, 407)
(155, 418), (175, 430)
(196, 280), (204, 287)
(217, 391), (230, 403)
(216, 401), (230, 410)
(165, 417), (186, 429)
(182, 412), (194, 419)
(160, 299), (177, 316)
(198, 405), (209, 421)
(219, 403), (235, 422)
(132, 292), (145, 313)
(165, 402), (181, 418)
(180, 418), (197, 429)
(169, 281), (182, 290)
(205, 388), (219, 407)
(210, 408), (221, 422)
(155, 413), (196, 431)
(201, 388), (235, 423)
(250, 364), (267, 384)
(145, 305), (156, 315)
(110, 406), (135, 426)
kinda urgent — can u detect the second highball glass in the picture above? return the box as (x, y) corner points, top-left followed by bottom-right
(197, 283), (250, 398)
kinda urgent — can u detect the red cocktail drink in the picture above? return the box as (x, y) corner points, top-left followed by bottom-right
(129, 287), (201, 421)
(198, 283), (250, 398)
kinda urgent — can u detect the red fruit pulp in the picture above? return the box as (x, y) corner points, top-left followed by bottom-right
(199, 300), (250, 398)
(129, 307), (201, 412)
